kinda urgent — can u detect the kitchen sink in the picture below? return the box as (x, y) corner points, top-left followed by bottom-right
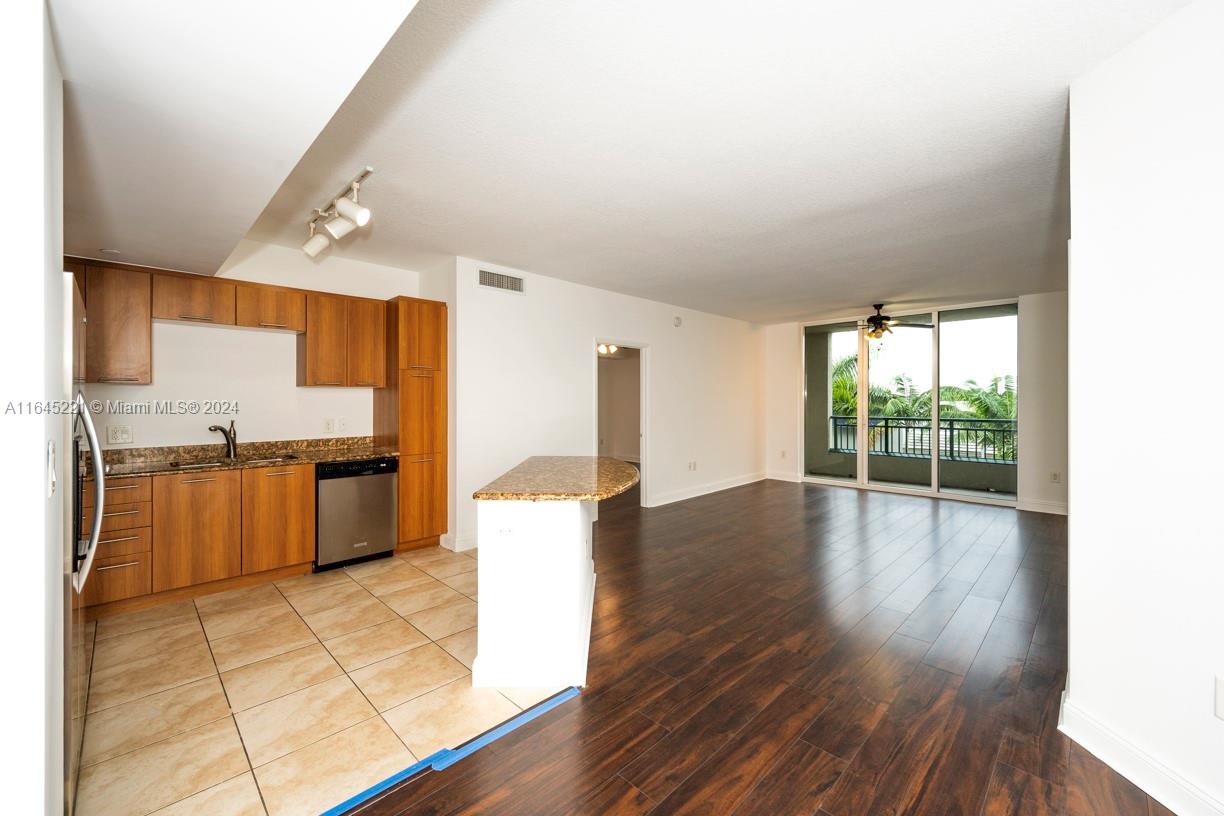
(168, 460), (225, 469)
(167, 454), (299, 469)
(240, 454), (300, 466)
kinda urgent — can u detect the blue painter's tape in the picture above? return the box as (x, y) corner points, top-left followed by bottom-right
(318, 686), (581, 815)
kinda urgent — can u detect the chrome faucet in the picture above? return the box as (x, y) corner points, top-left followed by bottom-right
(209, 420), (238, 460)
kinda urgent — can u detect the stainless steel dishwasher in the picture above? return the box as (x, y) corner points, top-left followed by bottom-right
(316, 456), (398, 570)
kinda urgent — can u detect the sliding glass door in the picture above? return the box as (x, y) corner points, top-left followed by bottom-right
(866, 313), (933, 489)
(803, 322), (859, 481)
(937, 304), (1018, 497)
(802, 302), (1018, 502)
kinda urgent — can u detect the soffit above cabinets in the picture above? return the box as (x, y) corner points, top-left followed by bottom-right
(51, 0), (419, 275)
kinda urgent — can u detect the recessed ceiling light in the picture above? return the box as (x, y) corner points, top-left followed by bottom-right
(99, 248), (121, 255)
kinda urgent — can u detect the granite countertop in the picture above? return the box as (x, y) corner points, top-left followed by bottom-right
(473, 456), (639, 501)
(93, 436), (399, 478)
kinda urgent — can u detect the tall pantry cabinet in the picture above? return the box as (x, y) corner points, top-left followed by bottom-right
(374, 297), (448, 548)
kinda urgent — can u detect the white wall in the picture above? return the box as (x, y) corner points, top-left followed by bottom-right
(1017, 291), (1068, 513)
(597, 352), (640, 461)
(1, 7), (65, 810)
(1065, 3), (1224, 814)
(86, 240), (423, 449)
(763, 322), (803, 481)
(453, 257), (764, 549)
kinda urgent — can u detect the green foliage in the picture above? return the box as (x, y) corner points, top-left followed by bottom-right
(830, 354), (1016, 421)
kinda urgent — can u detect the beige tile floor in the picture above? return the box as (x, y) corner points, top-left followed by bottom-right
(76, 547), (563, 816)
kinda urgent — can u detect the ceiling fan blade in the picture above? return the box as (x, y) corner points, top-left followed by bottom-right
(893, 323), (934, 329)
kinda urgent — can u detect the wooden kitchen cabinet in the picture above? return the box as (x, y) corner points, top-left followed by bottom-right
(399, 454), (447, 542)
(152, 470), (242, 591)
(152, 273), (236, 325)
(299, 293), (348, 386)
(241, 464), (316, 574)
(81, 551), (152, 607)
(398, 298), (446, 371)
(399, 369), (443, 456)
(85, 265), (152, 384)
(346, 298), (387, 387)
(236, 284), (306, 332)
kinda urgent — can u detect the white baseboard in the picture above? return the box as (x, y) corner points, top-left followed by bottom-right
(1060, 697), (1224, 816)
(650, 472), (765, 507)
(612, 453), (640, 464)
(765, 470), (802, 483)
(1017, 497), (1068, 515)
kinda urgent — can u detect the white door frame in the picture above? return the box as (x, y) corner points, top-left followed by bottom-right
(593, 338), (649, 507)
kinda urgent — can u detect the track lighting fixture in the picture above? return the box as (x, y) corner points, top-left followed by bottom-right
(301, 166), (375, 257)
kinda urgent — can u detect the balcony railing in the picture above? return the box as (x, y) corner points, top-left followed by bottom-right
(829, 416), (1017, 464)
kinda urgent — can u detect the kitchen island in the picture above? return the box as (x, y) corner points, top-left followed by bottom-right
(471, 456), (639, 688)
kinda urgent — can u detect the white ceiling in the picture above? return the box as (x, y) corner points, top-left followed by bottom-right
(248, 0), (1187, 323)
(53, 0), (418, 274)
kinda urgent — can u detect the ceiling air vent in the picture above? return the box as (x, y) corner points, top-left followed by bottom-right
(478, 269), (525, 294)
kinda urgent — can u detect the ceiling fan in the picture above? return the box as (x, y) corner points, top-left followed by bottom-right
(863, 304), (933, 339)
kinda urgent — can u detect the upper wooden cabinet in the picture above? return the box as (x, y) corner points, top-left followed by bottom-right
(398, 299), (446, 371)
(152, 470), (242, 592)
(85, 265), (152, 384)
(298, 294), (386, 387)
(241, 464), (315, 574)
(152, 273), (236, 325)
(346, 298), (387, 387)
(236, 285), (306, 332)
(299, 293), (349, 386)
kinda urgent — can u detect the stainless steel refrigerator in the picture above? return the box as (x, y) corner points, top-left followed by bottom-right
(64, 276), (104, 815)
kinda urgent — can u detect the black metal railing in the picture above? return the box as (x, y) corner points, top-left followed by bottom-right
(829, 416), (1017, 464)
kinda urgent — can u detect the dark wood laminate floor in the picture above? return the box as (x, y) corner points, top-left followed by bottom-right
(350, 480), (1174, 816)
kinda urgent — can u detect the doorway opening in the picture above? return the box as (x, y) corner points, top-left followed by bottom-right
(596, 343), (643, 506)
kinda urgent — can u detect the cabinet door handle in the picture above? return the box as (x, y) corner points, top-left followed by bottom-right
(98, 376), (140, 382)
(102, 509), (140, 517)
(181, 478), (216, 484)
(315, 381), (342, 386)
(408, 364), (432, 369)
(410, 373), (432, 378)
(178, 314), (213, 321)
(265, 471), (295, 477)
(353, 381), (374, 386)
(411, 457), (434, 463)
(259, 322), (288, 328)
(97, 561), (140, 571)
(98, 534), (141, 545)
(106, 484), (140, 491)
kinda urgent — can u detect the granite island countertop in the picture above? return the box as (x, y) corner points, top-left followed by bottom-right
(473, 456), (639, 501)
(93, 436), (399, 478)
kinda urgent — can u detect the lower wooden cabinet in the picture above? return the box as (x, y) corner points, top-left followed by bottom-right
(399, 454), (446, 543)
(152, 470), (242, 592)
(241, 464), (316, 574)
(82, 551), (152, 607)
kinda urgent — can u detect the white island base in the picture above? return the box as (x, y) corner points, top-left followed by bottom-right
(472, 499), (596, 689)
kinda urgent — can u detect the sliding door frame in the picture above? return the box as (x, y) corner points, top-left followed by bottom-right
(799, 297), (1018, 507)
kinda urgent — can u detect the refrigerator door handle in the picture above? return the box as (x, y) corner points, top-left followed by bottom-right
(73, 393), (105, 594)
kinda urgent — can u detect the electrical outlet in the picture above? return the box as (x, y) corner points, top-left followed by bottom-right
(780, 450), (787, 459)
(1049, 472), (1062, 484)
(106, 425), (133, 445)
(336, 416), (347, 432)
(324, 418), (335, 433)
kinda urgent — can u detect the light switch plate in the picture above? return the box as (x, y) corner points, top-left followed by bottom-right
(106, 424), (133, 445)
(324, 418), (335, 433)
(1215, 676), (1224, 720)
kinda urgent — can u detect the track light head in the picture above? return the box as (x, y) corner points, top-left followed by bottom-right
(335, 189), (371, 227)
(322, 214), (356, 240)
(302, 223), (329, 258)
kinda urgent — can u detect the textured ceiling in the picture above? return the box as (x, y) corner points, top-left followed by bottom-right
(54, 0), (417, 274)
(248, 0), (1186, 322)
